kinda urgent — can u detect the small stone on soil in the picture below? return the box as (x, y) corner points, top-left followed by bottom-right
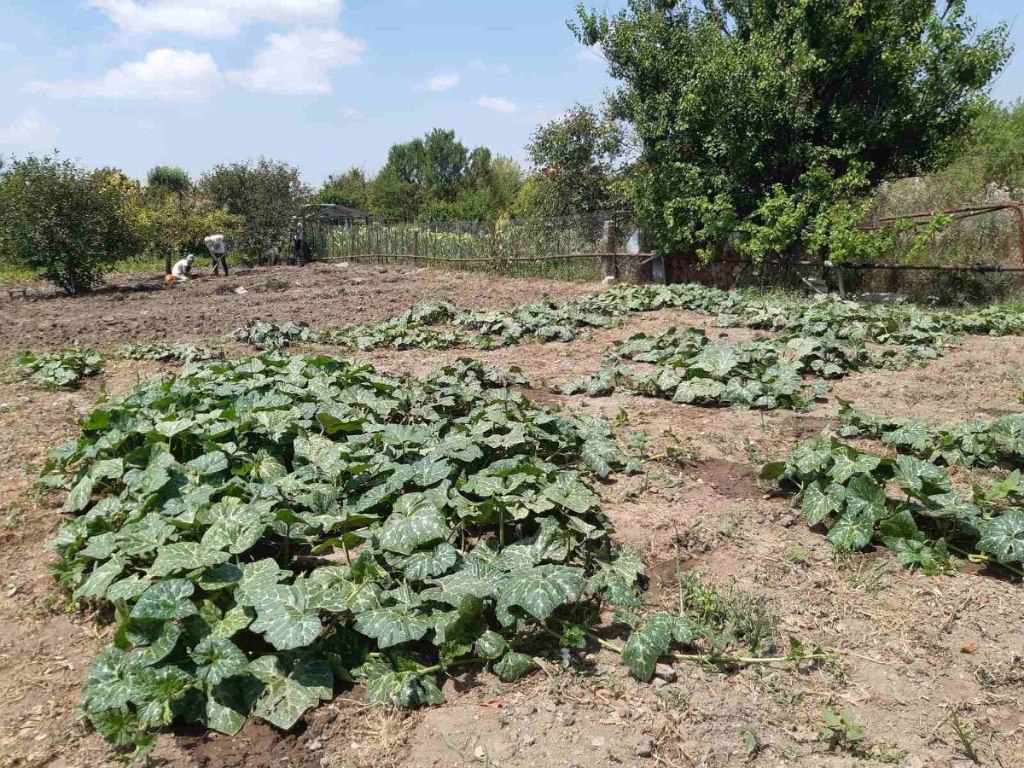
(654, 663), (677, 681)
(635, 737), (655, 757)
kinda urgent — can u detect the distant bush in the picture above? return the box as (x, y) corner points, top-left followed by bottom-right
(0, 155), (143, 294)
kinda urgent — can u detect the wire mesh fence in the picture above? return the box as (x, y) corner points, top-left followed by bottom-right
(305, 211), (647, 282)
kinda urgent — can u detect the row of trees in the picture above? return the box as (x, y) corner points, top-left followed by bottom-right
(3, 0), (1022, 292)
(314, 115), (628, 224)
(0, 114), (630, 294)
(0, 157), (308, 294)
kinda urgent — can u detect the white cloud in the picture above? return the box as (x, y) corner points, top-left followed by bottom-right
(477, 95), (517, 114)
(32, 48), (221, 101)
(227, 28), (364, 95)
(87, 0), (343, 38)
(0, 42), (15, 54)
(0, 111), (59, 147)
(418, 73), (460, 93)
(469, 58), (511, 76)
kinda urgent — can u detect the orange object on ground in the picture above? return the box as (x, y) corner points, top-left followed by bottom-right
(165, 274), (175, 284)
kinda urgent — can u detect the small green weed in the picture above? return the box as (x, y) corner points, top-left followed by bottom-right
(678, 573), (778, 654)
(785, 547), (809, 565)
(950, 711), (981, 764)
(818, 709), (863, 752)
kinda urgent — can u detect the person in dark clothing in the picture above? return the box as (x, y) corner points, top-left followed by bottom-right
(292, 223), (306, 267)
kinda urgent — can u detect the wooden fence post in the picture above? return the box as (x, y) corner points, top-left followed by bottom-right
(601, 219), (617, 280)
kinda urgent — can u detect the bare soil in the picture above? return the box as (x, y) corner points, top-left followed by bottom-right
(0, 264), (592, 355)
(0, 263), (1021, 768)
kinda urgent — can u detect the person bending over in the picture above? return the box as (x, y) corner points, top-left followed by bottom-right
(203, 234), (229, 276)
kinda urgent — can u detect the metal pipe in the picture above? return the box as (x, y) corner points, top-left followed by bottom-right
(859, 202), (1024, 266)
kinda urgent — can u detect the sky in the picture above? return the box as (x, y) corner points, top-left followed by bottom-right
(0, 0), (1021, 187)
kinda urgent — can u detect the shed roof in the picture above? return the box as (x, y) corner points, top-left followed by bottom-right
(301, 203), (371, 222)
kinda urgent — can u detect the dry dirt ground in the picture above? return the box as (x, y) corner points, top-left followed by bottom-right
(0, 264), (1022, 768)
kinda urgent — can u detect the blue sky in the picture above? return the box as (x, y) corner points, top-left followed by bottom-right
(0, 0), (1021, 186)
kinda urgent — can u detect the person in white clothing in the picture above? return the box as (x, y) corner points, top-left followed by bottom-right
(171, 254), (195, 282)
(203, 234), (229, 276)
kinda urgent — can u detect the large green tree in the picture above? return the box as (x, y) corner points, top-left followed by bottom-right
(0, 155), (143, 294)
(367, 130), (519, 222)
(199, 158), (310, 258)
(143, 166), (240, 274)
(315, 167), (371, 210)
(575, 0), (1012, 262)
(525, 105), (626, 218)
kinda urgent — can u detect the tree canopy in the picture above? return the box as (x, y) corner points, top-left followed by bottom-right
(524, 105), (626, 218)
(315, 167), (371, 210)
(146, 166), (192, 197)
(0, 155), (144, 294)
(575, 0), (1013, 262)
(199, 159), (310, 257)
(317, 130), (524, 223)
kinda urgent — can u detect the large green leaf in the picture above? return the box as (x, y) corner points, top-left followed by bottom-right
(126, 621), (182, 669)
(75, 558), (125, 600)
(206, 676), (262, 736)
(306, 567), (381, 613)
(200, 498), (273, 555)
(690, 345), (738, 378)
(64, 476), (95, 513)
(82, 649), (134, 713)
(978, 510), (1024, 564)
(496, 565), (583, 624)
(131, 580), (198, 620)
(116, 515), (176, 557)
(249, 583), (324, 652)
(353, 606), (433, 648)
(423, 570), (501, 606)
(377, 493), (450, 555)
(826, 513), (875, 552)
(800, 481), (845, 526)
(249, 655), (333, 731)
(391, 542), (459, 581)
(493, 651), (537, 682)
(192, 637), (250, 686)
(540, 473), (599, 515)
(234, 559), (289, 607)
(185, 451), (229, 477)
(843, 476), (887, 522)
(829, 452), (881, 485)
(622, 612), (686, 681)
(149, 543), (230, 578)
